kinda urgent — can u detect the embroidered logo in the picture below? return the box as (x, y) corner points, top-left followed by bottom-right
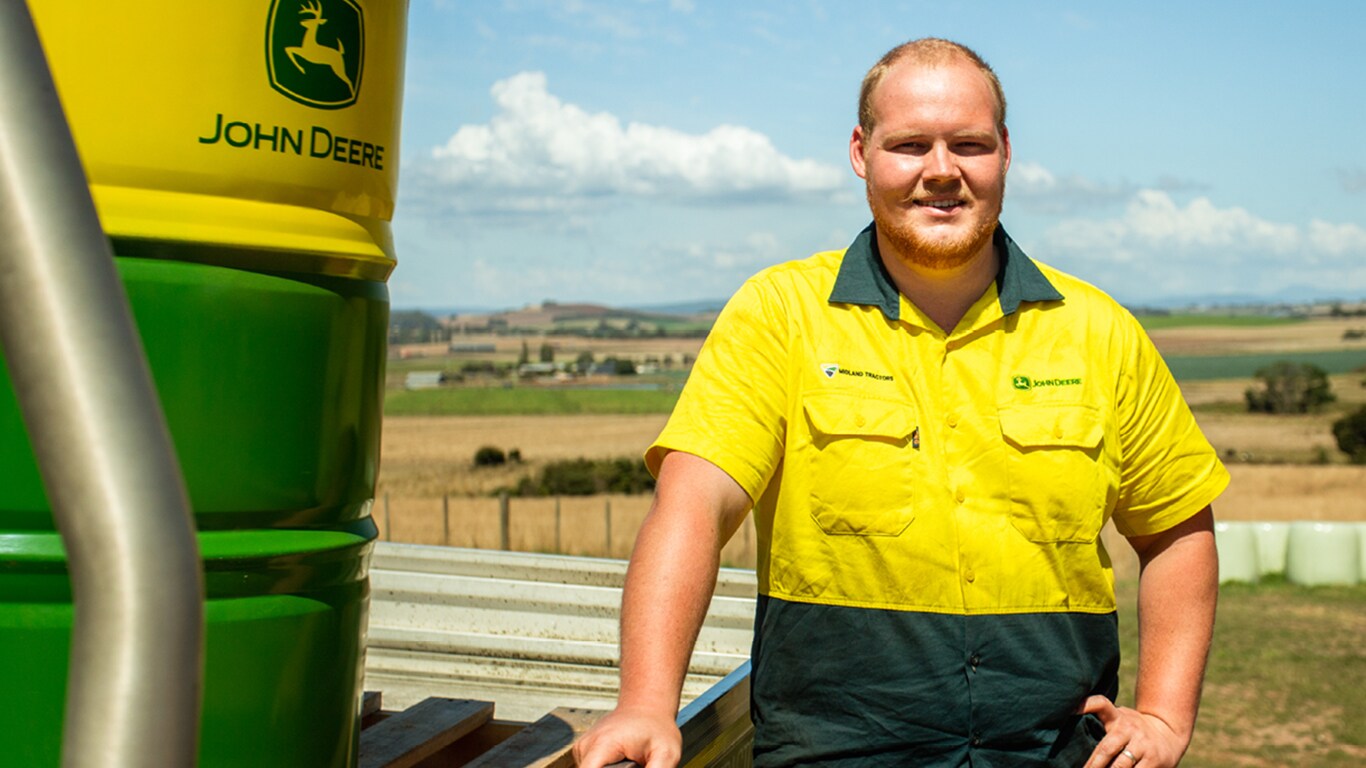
(1013, 374), (1082, 391)
(911, 427), (920, 450)
(819, 362), (895, 382)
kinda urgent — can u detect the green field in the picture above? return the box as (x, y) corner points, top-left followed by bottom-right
(1116, 578), (1366, 767)
(1164, 349), (1366, 381)
(384, 385), (682, 416)
(1134, 314), (1304, 330)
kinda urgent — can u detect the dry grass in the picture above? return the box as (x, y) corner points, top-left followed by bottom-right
(1147, 317), (1366, 355)
(378, 414), (668, 497)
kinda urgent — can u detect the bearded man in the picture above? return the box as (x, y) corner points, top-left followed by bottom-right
(575, 38), (1226, 768)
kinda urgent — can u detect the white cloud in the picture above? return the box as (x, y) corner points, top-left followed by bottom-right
(1037, 189), (1366, 300)
(420, 72), (846, 211)
(1307, 220), (1366, 255)
(1007, 161), (1134, 214)
(1339, 167), (1366, 194)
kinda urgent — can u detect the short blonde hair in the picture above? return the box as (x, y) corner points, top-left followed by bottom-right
(858, 38), (1007, 137)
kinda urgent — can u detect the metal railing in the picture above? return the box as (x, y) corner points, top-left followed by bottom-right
(0, 4), (202, 765)
(365, 542), (755, 723)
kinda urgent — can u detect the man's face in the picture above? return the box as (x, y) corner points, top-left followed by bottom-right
(850, 57), (1011, 271)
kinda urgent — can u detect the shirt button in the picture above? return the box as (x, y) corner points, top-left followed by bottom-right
(946, 413), (959, 428)
(969, 653), (981, 667)
(955, 489), (966, 503)
(964, 568), (976, 583)
(972, 735), (983, 747)
(1053, 424), (1064, 439)
(856, 413), (867, 427)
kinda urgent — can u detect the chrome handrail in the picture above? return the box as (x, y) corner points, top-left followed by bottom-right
(0, 4), (203, 766)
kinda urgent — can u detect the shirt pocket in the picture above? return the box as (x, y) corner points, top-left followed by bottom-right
(998, 403), (1112, 543)
(802, 393), (917, 536)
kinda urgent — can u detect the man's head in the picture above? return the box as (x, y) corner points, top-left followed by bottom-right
(850, 38), (1011, 272)
(858, 39), (1007, 141)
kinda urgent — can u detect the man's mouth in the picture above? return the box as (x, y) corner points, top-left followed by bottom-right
(914, 199), (964, 210)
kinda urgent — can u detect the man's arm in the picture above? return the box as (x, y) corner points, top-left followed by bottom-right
(1082, 505), (1218, 768)
(573, 450), (753, 768)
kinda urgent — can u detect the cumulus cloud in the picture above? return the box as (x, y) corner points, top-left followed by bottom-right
(1038, 189), (1366, 299)
(1339, 167), (1366, 194)
(419, 72), (846, 212)
(1007, 161), (1134, 214)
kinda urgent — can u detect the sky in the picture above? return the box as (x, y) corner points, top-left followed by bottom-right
(389, 0), (1366, 312)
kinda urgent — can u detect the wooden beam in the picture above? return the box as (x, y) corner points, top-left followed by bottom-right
(359, 697), (493, 768)
(462, 708), (606, 768)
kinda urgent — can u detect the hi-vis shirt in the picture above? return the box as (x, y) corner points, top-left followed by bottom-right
(647, 224), (1229, 767)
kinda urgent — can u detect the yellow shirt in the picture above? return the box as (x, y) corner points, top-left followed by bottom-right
(649, 225), (1228, 616)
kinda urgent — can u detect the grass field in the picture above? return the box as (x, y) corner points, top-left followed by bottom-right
(1115, 578), (1366, 767)
(384, 385), (682, 416)
(1165, 348), (1366, 380)
(1135, 314), (1306, 330)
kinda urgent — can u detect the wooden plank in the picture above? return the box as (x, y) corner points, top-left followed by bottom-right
(359, 697), (494, 768)
(462, 707), (606, 768)
(362, 691), (384, 719)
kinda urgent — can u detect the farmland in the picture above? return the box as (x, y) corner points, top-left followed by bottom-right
(374, 313), (1366, 766)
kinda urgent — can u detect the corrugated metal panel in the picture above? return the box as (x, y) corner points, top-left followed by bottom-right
(365, 542), (756, 722)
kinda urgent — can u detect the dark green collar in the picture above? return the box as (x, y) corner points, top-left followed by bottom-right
(828, 223), (1064, 321)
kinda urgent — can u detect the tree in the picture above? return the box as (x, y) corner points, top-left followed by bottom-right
(539, 342), (555, 363)
(574, 351), (595, 373)
(517, 340), (530, 366)
(1332, 406), (1366, 464)
(1244, 362), (1336, 414)
(473, 446), (506, 467)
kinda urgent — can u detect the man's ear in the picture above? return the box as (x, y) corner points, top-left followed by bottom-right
(849, 126), (868, 179)
(1000, 124), (1011, 175)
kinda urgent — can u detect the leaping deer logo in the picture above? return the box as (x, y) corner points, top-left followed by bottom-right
(286, 1), (354, 97)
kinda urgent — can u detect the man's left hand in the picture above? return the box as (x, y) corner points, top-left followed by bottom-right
(1079, 695), (1187, 768)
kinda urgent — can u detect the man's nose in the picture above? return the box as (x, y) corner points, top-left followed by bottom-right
(923, 143), (960, 182)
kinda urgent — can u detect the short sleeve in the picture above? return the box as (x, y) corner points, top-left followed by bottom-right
(1111, 312), (1230, 537)
(645, 275), (790, 504)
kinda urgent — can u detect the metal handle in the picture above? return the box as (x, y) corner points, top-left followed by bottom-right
(0, 3), (204, 766)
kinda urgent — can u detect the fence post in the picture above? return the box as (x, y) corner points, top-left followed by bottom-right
(442, 494), (450, 546)
(605, 498), (612, 558)
(383, 492), (391, 542)
(555, 497), (562, 554)
(499, 491), (510, 551)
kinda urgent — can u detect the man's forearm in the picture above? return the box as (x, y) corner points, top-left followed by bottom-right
(615, 451), (753, 717)
(1132, 506), (1219, 746)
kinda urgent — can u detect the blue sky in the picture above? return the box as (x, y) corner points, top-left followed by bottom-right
(390, 0), (1366, 311)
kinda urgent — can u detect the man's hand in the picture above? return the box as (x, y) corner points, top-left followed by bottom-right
(573, 706), (681, 768)
(1079, 696), (1185, 768)
(573, 451), (753, 768)
(1084, 505), (1218, 767)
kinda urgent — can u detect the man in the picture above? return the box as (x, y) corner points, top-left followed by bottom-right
(575, 38), (1226, 768)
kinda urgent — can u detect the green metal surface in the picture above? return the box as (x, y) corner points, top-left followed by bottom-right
(0, 256), (387, 766)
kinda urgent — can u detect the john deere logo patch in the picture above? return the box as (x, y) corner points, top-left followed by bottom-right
(267, 0), (364, 109)
(1012, 374), (1082, 391)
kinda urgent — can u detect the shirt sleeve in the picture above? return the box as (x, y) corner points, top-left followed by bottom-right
(1110, 311), (1230, 537)
(645, 273), (791, 504)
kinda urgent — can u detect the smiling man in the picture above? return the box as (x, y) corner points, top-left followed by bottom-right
(575, 39), (1228, 768)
